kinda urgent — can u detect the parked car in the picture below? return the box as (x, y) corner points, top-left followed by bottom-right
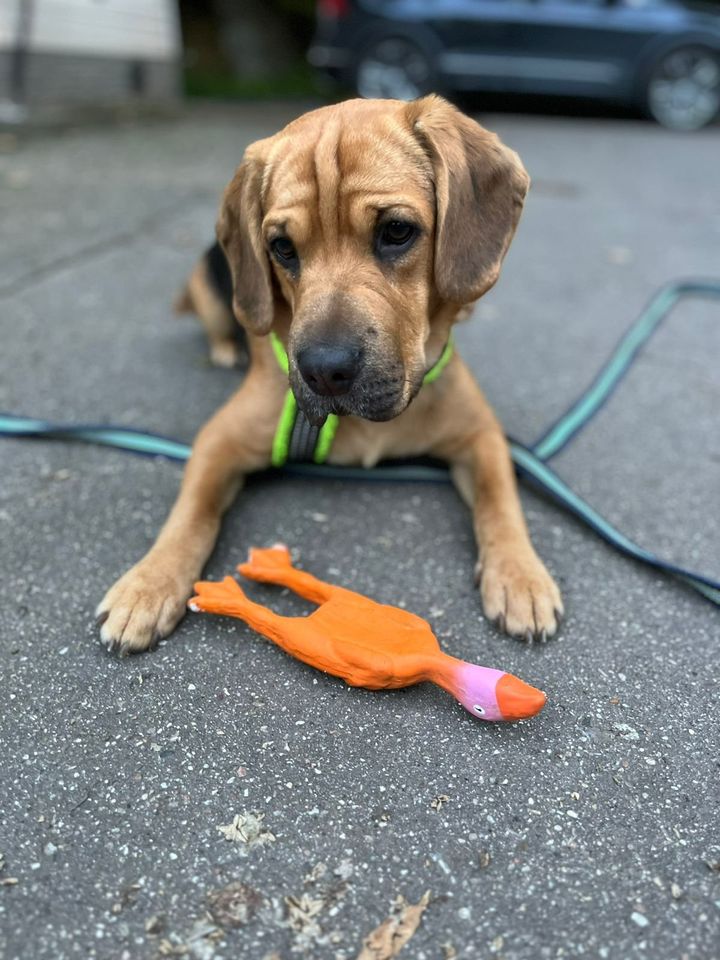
(309, 0), (720, 129)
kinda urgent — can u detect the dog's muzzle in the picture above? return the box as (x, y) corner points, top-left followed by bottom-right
(289, 353), (415, 425)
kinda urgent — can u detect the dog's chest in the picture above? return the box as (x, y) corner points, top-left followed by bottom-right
(327, 391), (443, 469)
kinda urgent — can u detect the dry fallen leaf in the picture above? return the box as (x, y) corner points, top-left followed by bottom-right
(145, 914), (166, 936)
(285, 892), (326, 933)
(304, 862), (328, 885)
(216, 811), (276, 853)
(207, 881), (263, 928)
(431, 795), (450, 813)
(282, 891), (327, 949)
(157, 939), (189, 957)
(0, 852), (16, 885)
(356, 891), (431, 960)
(283, 862), (353, 952)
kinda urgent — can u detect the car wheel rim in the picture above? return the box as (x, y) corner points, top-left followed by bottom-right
(356, 39), (430, 100)
(649, 50), (720, 130)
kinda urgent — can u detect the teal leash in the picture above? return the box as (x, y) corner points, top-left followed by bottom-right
(533, 279), (720, 459)
(0, 417), (192, 460)
(2, 278), (719, 607)
(519, 278), (720, 607)
(509, 441), (720, 606)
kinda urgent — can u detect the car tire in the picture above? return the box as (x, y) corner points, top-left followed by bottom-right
(354, 37), (438, 101)
(644, 45), (720, 130)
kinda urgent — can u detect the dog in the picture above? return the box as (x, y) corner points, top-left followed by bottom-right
(97, 95), (563, 654)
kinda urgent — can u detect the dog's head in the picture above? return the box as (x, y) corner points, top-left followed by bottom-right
(217, 96), (529, 424)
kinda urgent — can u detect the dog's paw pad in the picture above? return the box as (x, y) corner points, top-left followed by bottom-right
(96, 564), (191, 655)
(480, 552), (563, 641)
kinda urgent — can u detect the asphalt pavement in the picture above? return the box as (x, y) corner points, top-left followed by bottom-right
(1, 101), (719, 960)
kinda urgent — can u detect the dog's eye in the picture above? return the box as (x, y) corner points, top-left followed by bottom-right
(270, 237), (298, 265)
(376, 220), (417, 259)
(382, 221), (415, 245)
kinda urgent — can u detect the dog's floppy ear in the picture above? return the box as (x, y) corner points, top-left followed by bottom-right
(216, 146), (273, 335)
(407, 95), (530, 304)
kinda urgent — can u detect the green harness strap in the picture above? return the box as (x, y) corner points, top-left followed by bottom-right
(269, 332), (454, 467)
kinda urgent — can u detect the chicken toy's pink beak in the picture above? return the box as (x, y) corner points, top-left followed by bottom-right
(496, 673), (547, 721)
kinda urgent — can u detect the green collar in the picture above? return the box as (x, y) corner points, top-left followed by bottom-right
(269, 332), (454, 467)
(420, 336), (454, 386)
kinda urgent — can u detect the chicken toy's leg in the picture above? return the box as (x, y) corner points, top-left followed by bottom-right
(188, 576), (293, 640)
(237, 544), (336, 604)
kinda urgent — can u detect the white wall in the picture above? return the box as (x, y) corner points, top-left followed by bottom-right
(0, 0), (181, 61)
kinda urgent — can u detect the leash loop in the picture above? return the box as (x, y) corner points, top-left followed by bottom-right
(2, 280), (719, 607)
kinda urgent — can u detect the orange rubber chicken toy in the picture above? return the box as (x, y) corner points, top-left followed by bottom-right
(188, 545), (547, 722)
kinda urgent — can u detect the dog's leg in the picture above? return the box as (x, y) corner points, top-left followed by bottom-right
(175, 260), (242, 368)
(96, 379), (276, 654)
(451, 427), (563, 642)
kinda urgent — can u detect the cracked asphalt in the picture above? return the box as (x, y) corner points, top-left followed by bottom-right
(1, 101), (719, 960)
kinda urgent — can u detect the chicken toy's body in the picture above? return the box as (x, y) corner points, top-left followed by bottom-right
(189, 545), (547, 722)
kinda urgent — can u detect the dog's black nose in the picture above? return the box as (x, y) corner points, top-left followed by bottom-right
(296, 343), (362, 397)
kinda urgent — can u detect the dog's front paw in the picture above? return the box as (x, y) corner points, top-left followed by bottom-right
(477, 550), (563, 643)
(209, 338), (242, 368)
(96, 560), (192, 655)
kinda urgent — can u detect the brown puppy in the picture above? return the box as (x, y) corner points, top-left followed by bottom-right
(97, 96), (563, 653)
